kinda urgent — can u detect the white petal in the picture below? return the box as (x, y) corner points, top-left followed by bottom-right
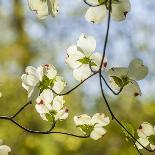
(55, 108), (69, 120)
(28, 86), (39, 101)
(73, 64), (91, 82)
(135, 138), (149, 150)
(65, 45), (84, 69)
(52, 76), (66, 93)
(77, 33), (96, 56)
(40, 113), (48, 121)
(123, 80), (141, 96)
(90, 127), (106, 140)
(111, 0), (131, 21)
(74, 114), (92, 126)
(39, 89), (53, 104)
(90, 53), (107, 70)
(43, 64), (57, 79)
(108, 67), (128, 79)
(49, 0), (59, 17)
(85, 0), (99, 5)
(85, 5), (107, 24)
(21, 74), (39, 87)
(25, 66), (38, 76)
(35, 103), (51, 114)
(128, 58), (148, 81)
(52, 96), (64, 111)
(37, 66), (44, 81)
(137, 122), (154, 138)
(91, 113), (110, 127)
(0, 145), (11, 155)
(28, 0), (49, 19)
(150, 144), (155, 150)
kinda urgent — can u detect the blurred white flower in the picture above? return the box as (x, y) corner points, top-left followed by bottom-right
(85, 0), (131, 23)
(108, 58), (148, 96)
(0, 92), (2, 98)
(74, 113), (110, 140)
(28, 0), (59, 19)
(21, 64), (66, 101)
(36, 89), (68, 121)
(0, 142), (11, 155)
(66, 33), (107, 81)
(136, 122), (155, 150)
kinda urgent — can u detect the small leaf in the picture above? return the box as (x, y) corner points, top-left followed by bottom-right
(45, 113), (54, 122)
(110, 76), (123, 87)
(78, 125), (94, 135)
(149, 135), (155, 145)
(90, 61), (97, 67)
(78, 57), (90, 64)
(121, 121), (135, 139)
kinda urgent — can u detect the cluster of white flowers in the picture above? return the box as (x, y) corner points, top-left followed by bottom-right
(136, 122), (155, 150)
(85, 0), (131, 23)
(27, 0), (131, 23)
(74, 113), (110, 140)
(28, 0), (59, 19)
(108, 58), (148, 96)
(21, 64), (68, 122)
(0, 140), (11, 155)
(36, 89), (68, 122)
(21, 64), (66, 101)
(66, 33), (107, 82)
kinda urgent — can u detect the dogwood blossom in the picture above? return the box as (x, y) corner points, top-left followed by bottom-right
(21, 64), (66, 101)
(0, 141), (11, 155)
(35, 89), (68, 121)
(28, 0), (59, 19)
(108, 58), (148, 96)
(85, 0), (131, 23)
(74, 113), (110, 140)
(66, 33), (107, 81)
(135, 122), (155, 150)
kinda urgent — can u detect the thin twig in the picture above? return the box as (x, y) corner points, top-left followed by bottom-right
(11, 101), (32, 119)
(83, 0), (107, 7)
(98, 0), (155, 153)
(132, 140), (143, 155)
(101, 74), (123, 95)
(52, 71), (98, 96)
(0, 116), (89, 138)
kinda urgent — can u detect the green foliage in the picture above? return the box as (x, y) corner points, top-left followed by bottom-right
(149, 135), (155, 145)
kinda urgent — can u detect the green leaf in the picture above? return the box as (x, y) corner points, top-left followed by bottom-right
(110, 76), (123, 87)
(149, 135), (155, 145)
(90, 61), (97, 67)
(45, 113), (55, 122)
(121, 121), (135, 140)
(78, 57), (90, 64)
(98, 0), (106, 4)
(78, 125), (94, 135)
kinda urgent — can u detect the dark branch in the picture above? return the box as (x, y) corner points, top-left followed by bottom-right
(0, 116), (89, 138)
(101, 74), (123, 95)
(83, 0), (107, 7)
(52, 71), (98, 96)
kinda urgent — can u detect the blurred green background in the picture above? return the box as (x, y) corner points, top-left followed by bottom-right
(0, 0), (155, 155)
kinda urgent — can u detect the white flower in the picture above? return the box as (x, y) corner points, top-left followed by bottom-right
(74, 113), (110, 140)
(21, 64), (66, 100)
(0, 92), (2, 98)
(0, 144), (11, 155)
(21, 66), (43, 101)
(135, 122), (155, 150)
(85, 0), (131, 23)
(66, 33), (107, 81)
(36, 89), (68, 121)
(28, 0), (59, 19)
(108, 58), (148, 96)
